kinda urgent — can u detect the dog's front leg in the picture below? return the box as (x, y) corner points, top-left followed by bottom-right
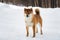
(32, 24), (35, 37)
(26, 26), (29, 37)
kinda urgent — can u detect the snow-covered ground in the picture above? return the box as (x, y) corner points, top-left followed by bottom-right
(0, 2), (60, 40)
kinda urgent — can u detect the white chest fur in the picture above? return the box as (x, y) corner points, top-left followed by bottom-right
(24, 14), (33, 27)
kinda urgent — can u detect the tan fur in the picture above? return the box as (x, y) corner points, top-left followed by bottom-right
(24, 8), (43, 37)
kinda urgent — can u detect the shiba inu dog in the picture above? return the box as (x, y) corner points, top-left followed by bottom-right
(24, 7), (43, 37)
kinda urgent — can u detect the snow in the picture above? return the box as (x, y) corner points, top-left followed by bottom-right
(0, 2), (60, 40)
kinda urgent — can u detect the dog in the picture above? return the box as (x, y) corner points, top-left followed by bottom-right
(24, 8), (43, 37)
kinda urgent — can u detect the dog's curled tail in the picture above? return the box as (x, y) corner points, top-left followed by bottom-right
(35, 9), (40, 15)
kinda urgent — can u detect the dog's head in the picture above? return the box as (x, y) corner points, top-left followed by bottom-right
(24, 8), (33, 17)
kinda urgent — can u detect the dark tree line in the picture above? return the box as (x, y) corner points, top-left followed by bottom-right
(0, 0), (60, 8)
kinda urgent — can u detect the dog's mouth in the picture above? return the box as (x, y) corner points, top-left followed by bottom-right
(26, 15), (29, 17)
(26, 14), (32, 18)
(24, 13), (33, 19)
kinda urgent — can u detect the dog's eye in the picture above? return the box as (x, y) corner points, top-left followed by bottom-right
(25, 11), (27, 13)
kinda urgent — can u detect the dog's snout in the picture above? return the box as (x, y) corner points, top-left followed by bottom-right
(26, 15), (29, 17)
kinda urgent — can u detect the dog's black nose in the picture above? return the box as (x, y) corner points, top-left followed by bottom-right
(26, 15), (29, 17)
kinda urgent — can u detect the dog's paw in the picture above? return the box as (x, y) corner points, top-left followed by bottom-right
(26, 34), (29, 37)
(26, 33), (29, 37)
(32, 35), (35, 38)
(41, 32), (43, 35)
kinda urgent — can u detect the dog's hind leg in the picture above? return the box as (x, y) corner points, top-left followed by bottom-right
(39, 19), (43, 35)
(40, 23), (43, 35)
